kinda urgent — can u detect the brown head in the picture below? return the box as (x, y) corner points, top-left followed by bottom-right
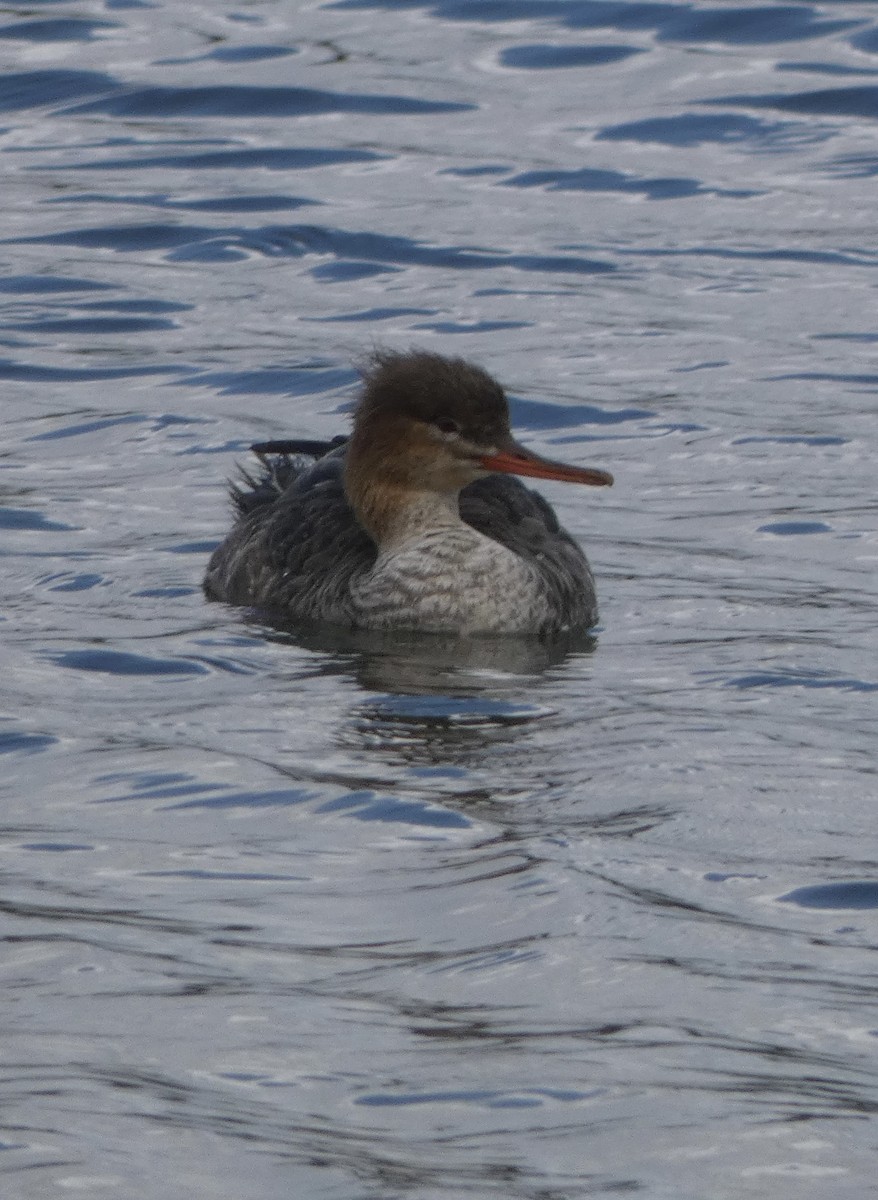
(344, 350), (613, 541)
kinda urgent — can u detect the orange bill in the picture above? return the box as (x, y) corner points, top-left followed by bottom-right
(480, 438), (613, 487)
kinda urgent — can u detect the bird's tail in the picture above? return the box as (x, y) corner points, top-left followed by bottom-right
(229, 437), (347, 516)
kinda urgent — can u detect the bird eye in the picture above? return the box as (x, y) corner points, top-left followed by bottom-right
(434, 417), (461, 436)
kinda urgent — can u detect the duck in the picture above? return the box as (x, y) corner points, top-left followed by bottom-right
(203, 350), (612, 637)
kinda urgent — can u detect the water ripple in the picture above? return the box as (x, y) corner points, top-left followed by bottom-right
(500, 42), (643, 68)
(706, 85), (878, 119)
(2, 0), (877, 1195)
(36, 146), (385, 172)
(504, 164), (757, 199)
(0, 18), (118, 42)
(596, 112), (823, 147)
(7, 222), (616, 275)
(62, 84), (474, 119)
(331, 0), (856, 45)
(0, 69), (120, 110)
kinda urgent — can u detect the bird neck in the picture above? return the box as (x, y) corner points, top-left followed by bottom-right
(346, 470), (464, 551)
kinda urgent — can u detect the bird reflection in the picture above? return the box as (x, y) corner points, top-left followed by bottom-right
(247, 614), (596, 769)
(251, 612), (594, 692)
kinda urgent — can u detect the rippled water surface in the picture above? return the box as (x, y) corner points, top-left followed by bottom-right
(2, 2), (877, 1197)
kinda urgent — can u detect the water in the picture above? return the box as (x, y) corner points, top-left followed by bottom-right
(2, 2), (876, 1197)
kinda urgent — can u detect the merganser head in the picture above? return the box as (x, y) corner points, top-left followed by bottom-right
(347, 350), (614, 496)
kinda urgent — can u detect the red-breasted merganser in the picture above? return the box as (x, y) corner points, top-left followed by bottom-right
(204, 351), (613, 637)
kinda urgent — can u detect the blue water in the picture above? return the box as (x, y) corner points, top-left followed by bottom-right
(1, 2), (876, 1197)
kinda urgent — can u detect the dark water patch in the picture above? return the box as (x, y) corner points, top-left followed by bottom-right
(173, 439), (248, 457)
(767, 371), (878, 385)
(42, 146), (385, 172)
(330, 0), (853, 46)
(153, 412), (209, 429)
(777, 60), (878, 78)
(0, 19), (117, 42)
(46, 649), (209, 677)
(0, 896), (207, 934)
(329, 0), (558, 14)
(503, 165), (756, 200)
(812, 331), (878, 342)
(705, 872), (765, 883)
(159, 45), (298, 65)
(757, 521), (832, 534)
(367, 695), (552, 726)
(0, 506), (77, 532)
(778, 882), (878, 910)
(734, 435), (848, 446)
(38, 572), (106, 592)
(96, 772), (223, 801)
(79, 298), (191, 313)
(164, 786), (319, 811)
(500, 43), (643, 68)
(166, 241), (249, 263)
(317, 790), (471, 827)
(144, 869), (307, 881)
(8, 222), (229, 252)
(722, 668), (878, 693)
(428, 940), (548, 972)
(326, 0), (544, 15)
(596, 112), (813, 147)
(441, 164), (510, 176)
(412, 319), (529, 333)
(135, 587), (198, 598)
(165, 195), (316, 213)
(4, 316), (177, 334)
(488, 251), (613, 274)
(652, 6), (856, 45)
(823, 154), (878, 177)
(208, 45), (298, 62)
(619, 244), (878, 268)
(0, 729), (57, 756)
(0, 275), (113, 294)
(705, 86), (878, 119)
(675, 359), (729, 372)
(50, 191), (319, 214)
(308, 306), (435, 322)
(162, 539), (220, 554)
(61, 84), (474, 119)
(585, 418), (706, 437)
(26, 414), (147, 441)
(310, 260), (400, 282)
(189, 363), (355, 397)
(473, 286), (584, 296)
(4, 221), (609, 277)
(181, 652), (257, 677)
(0, 69), (119, 111)
(513, 395), (655, 428)
(22, 842), (93, 852)
(43, 220), (612, 273)
(249, 224), (615, 275)
(850, 27), (878, 54)
(357, 1086), (593, 1106)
